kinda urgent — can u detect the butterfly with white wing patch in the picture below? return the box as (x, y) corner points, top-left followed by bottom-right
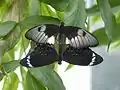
(20, 22), (103, 68)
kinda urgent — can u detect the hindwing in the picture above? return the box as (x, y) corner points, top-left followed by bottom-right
(63, 45), (103, 66)
(20, 43), (58, 67)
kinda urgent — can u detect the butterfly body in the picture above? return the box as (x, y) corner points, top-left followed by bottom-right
(20, 23), (103, 68)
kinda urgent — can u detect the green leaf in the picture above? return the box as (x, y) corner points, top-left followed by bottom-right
(20, 67), (27, 81)
(29, 67), (66, 90)
(29, 0), (40, 16)
(2, 60), (20, 73)
(93, 28), (109, 45)
(0, 24), (21, 61)
(93, 23), (120, 45)
(110, 40), (120, 49)
(109, 0), (120, 7)
(18, 0), (29, 20)
(0, 40), (8, 61)
(0, 0), (5, 8)
(39, 0), (69, 11)
(25, 71), (46, 90)
(87, 0), (120, 16)
(91, 15), (102, 24)
(1, 47), (16, 63)
(56, 11), (64, 20)
(64, 0), (86, 28)
(3, 24), (21, 50)
(97, 0), (116, 40)
(15, 29), (30, 60)
(2, 72), (19, 90)
(41, 3), (59, 18)
(0, 71), (3, 81)
(20, 15), (61, 29)
(112, 23), (120, 40)
(0, 21), (17, 37)
(19, 67), (27, 90)
(0, 1), (13, 20)
(65, 64), (74, 71)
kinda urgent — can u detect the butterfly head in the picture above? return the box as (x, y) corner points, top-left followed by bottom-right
(60, 22), (64, 28)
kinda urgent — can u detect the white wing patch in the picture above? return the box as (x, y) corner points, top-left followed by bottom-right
(26, 56), (33, 67)
(69, 29), (98, 48)
(66, 38), (69, 44)
(47, 36), (55, 44)
(89, 53), (96, 66)
(25, 25), (49, 43)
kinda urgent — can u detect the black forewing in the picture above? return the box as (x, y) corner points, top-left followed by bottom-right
(63, 45), (103, 66)
(20, 43), (58, 68)
(25, 24), (59, 44)
(62, 26), (99, 48)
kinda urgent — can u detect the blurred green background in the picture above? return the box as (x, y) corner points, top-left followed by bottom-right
(0, 0), (120, 90)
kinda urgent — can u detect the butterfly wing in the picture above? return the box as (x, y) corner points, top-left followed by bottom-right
(25, 24), (98, 48)
(62, 26), (98, 48)
(63, 45), (103, 66)
(20, 43), (58, 68)
(25, 24), (59, 44)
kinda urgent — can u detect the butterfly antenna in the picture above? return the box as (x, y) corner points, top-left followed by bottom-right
(60, 21), (64, 27)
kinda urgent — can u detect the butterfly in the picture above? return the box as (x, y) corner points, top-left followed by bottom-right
(20, 22), (103, 68)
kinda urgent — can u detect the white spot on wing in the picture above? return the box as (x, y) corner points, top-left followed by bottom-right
(75, 36), (79, 47)
(81, 36), (88, 47)
(25, 56), (33, 67)
(66, 38), (69, 44)
(92, 57), (96, 62)
(77, 29), (84, 36)
(77, 36), (83, 48)
(89, 53), (96, 66)
(92, 53), (95, 57)
(27, 56), (30, 60)
(71, 38), (76, 48)
(89, 62), (93, 66)
(47, 36), (55, 44)
(26, 58), (33, 68)
(27, 63), (33, 67)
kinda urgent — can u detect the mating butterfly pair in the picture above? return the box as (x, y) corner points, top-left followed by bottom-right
(20, 23), (103, 68)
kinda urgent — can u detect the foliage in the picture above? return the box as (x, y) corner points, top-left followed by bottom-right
(0, 0), (120, 90)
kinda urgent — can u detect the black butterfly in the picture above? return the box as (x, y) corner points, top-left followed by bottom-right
(20, 23), (103, 68)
